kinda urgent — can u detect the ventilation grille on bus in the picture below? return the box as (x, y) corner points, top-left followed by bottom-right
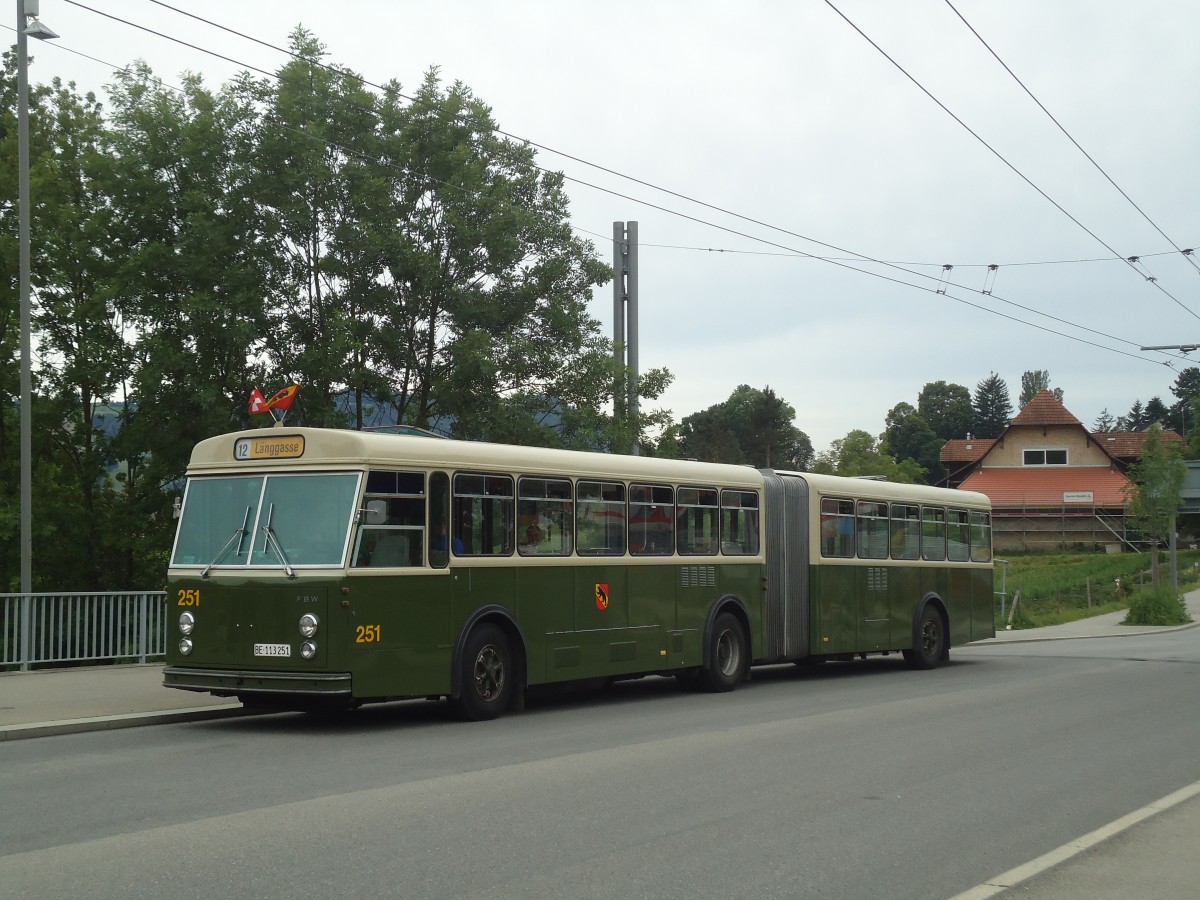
(680, 566), (716, 588)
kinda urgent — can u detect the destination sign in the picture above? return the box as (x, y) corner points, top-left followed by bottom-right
(234, 435), (306, 461)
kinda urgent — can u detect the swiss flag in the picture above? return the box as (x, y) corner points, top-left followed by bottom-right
(248, 388), (267, 415)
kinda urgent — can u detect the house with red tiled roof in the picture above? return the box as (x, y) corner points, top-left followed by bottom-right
(939, 389), (1183, 550)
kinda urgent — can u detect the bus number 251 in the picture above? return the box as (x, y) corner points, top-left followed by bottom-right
(356, 624), (381, 643)
(177, 589), (200, 607)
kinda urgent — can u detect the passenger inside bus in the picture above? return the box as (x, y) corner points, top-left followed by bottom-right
(521, 523), (543, 550)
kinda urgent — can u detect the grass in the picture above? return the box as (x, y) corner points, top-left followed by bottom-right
(996, 548), (1200, 629)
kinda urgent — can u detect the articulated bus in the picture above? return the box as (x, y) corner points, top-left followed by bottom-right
(164, 427), (994, 719)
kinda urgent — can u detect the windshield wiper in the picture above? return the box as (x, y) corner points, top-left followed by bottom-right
(201, 506), (252, 579)
(259, 503), (296, 579)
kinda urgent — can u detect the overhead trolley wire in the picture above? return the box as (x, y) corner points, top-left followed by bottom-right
(97, 2), (1200, 314)
(46, 1), (1196, 370)
(824, 0), (1200, 323)
(944, 0), (1200, 279)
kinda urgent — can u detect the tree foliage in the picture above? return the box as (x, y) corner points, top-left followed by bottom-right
(972, 372), (1012, 439)
(1018, 369), (1063, 408)
(917, 381), (974, 442)
(678, 385), (813, 470)
(1124, 424), (1186, 588)
(0, 36), (652, 590)
(812, 429), (924, 482)
(883, 402), (940, 484)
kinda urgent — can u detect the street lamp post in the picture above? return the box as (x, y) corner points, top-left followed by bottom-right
(17, 0), (58, 598)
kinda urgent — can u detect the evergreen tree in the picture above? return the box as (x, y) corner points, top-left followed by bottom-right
(1118, 400), (1147, 431)
(1093, 408), (1116, 432)
(1168, 368), (1200, 435)
(972, 372), (1012, 438)
(1144, 396), (1170, 428)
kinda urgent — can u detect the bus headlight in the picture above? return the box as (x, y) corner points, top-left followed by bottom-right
(299, 613), (319, 638)
(179, 611), (195, 636)
(300, 641), (317, 660)
(179, 638), (194, 656)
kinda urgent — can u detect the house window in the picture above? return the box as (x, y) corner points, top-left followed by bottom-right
(1023, 448), (1068, 466)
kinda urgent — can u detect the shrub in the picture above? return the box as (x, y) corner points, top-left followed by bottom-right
(1123, 587), (1191, 626)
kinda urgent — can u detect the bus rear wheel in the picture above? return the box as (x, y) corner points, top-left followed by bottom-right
(699, 612), (746, 692)
(903, 606), (946, 670)
(455, 624), (514, 721)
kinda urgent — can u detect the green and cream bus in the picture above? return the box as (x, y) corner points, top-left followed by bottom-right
(164, 427), (994, 719)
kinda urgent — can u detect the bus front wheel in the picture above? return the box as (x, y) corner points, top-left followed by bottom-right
(455, 624), (514, 721)
(699, 613), (746, 692)
(903, 605), (946, 670)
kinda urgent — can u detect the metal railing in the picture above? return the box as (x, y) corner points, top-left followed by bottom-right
(1, 591), (167, 671)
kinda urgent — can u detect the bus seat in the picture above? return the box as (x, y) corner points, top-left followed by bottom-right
(372, 532), (409, 567)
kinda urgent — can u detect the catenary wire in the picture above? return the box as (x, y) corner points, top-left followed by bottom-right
(823, 0), (1200, 323)
(102, 3), (1200, 309)
(944, 0), (1200, 278)
(34, 4), (1195, 368)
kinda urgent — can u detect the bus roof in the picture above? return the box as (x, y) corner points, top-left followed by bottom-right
(186, 428), (990, 509)
(776, 470), (991, 508)
(187, 427), (766, 488)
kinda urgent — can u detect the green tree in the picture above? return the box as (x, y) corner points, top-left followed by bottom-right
(1093, 408), (1116, 432)
(883, 402), (940, 484)
(679, 385), (813, 469)
(812, 429), (924, 482)
(918, 381), (974, 441)
(1170, 367), (1200, 437)
(103, 65), (277, 586)
(972, 372), (1012, 438)
(1018, 369), (1063, 408)
(1144, 396), (1170, 428)
(1125, 423), (1186, 589)
(31, 77), (128, 588)
(1118, 400), (1147, 431)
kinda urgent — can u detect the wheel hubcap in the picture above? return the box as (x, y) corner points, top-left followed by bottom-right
(473, 645), (505, 701)
(716, 630), (740, 676)
(921, 619), (940, 655)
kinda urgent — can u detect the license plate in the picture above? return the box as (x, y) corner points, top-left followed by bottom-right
(253, 643), (292, 657)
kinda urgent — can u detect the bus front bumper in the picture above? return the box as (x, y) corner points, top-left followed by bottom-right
(163, 666), (352, 698)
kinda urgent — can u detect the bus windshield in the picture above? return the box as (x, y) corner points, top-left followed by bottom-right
(172, 473), (360, 569)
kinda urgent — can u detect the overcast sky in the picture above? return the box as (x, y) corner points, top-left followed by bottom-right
(13, 0), (1200, 450)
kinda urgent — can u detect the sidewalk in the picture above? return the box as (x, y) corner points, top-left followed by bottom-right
(0, 662), (245, 741)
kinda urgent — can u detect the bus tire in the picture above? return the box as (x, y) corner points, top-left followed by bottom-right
(903, 605), (946, 670)
(699, 612), (746, 692)
(455, 624), (514, 721)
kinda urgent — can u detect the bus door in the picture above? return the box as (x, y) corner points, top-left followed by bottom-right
(571, 480), (632, 678)
(347, 469), (451, 697)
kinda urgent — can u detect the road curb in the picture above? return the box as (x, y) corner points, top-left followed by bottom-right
(0, 703), (251, 742)
(949, 781), (1200, 899)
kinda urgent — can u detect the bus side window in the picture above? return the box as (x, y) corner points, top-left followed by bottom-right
(453, 473), (515, 556)
(720, 490), (759, 555)
(630, 484), (674, 556)
(354, 470), (425, 568)
(820, 497), (855, 558)
(518, 477), (573, 557)
(577, 481), (626, 555)
(677, 487), (719, 555)
(969, 510), (992, 562)
(429, 472), (452, 568)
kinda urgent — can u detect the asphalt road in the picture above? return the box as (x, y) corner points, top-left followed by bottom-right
(2, 630), (1199, 900)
